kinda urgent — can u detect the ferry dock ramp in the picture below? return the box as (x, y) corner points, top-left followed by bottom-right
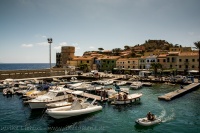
(158, 83), (200, 101)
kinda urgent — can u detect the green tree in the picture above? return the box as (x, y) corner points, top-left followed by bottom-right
(194, 41), (200, 81)
(112, 48), (121, 56)
(124, 45), (130, 50)
(79, 63), (88, 72)
(150, 63), (162, 77)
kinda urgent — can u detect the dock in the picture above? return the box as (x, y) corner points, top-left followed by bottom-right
(158, 83), (200, 101)
(65, 89), (108, 101)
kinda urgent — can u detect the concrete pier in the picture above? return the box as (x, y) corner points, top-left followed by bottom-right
(158, 83), (200, 101)
(65, 89), (108, 101)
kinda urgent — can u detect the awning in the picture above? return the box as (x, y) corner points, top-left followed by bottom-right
(188, 70), (199, 73)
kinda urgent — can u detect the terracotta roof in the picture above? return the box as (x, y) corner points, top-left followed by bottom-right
(99, 56), (120, 59)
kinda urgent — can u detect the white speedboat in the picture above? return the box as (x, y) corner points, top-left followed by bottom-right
(135, 117), (161, 126)
(130, 81), (143, 89)
(142, 82), (152, 87)
(70, 77), (81, 83)
(3, 88), (15, 95)
(103, 80), (114, 85)
(46, 99), (102, 119)
(111, 93), (142, 105)
(26, 87), (70, 109)
(72, 83), (92, 91)
(116, 81), (127, 86)
(46, 97), (86, 108)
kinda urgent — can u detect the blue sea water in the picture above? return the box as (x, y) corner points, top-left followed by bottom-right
(0, 64), (200, 133)
(0, 63), (56, 70)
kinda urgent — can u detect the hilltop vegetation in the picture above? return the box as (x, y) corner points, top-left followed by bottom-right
(83, 39), (181, 56)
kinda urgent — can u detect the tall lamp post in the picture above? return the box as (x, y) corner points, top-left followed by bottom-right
(47, 38), (52, 69)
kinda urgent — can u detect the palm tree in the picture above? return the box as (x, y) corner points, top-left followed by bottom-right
(194, 41), (200, 81)
(150, 63), (162, 77)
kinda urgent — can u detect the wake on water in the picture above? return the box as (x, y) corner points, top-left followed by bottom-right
(157, 107), (175, 123)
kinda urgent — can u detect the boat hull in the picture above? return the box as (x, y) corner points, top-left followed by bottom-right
(135, 117), (161, 126)
(46, 106), (102, 119)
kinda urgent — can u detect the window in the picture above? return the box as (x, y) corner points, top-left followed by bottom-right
(179, 65), (181, 68)
(192, 59), (195, 62)
(167, 58), (170, 62)
(192, 65), (195, 68)
(56, 92), (65, 97)
(170, 65), (172, 68)
(179, 59), (182, 62)
(157, 59), (160, 62)
(128, 66), (130, 68)
(163, 59), (166, 62)
(172, 57), (175, 62)
(185, 59), (188, 62)
(87, 61), (89, 63)
(128, 61), (130, 63)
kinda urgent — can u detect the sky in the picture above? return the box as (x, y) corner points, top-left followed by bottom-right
(0, 0), (200, 63)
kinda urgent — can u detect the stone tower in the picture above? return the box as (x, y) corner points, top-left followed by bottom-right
(61, 46), (75, 67)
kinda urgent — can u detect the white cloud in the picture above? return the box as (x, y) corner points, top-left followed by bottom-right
(89, 46), (95, 49)
(72, 43), (79, 46)
(53, 42), (68, 50)
(75, 46), (80, 52)
(42, 35), (47, 38)
(36, 42), (49, 46)
(188, 32), (194, 36)
(21, 44), (33, 48)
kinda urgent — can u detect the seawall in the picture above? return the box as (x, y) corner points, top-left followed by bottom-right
(0, 68), (73, 80)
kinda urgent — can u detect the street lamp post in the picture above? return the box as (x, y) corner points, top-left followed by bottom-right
(47, 38), (52, 69)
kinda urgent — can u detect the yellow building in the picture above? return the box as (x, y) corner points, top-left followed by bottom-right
(157, 54), (168, 69)
(116, 58), (139, 69)
(177, 52), (198, 71)
(169, 47), (192, 52)
(67, 56), (95, 71)
(144, 49), (168, 56)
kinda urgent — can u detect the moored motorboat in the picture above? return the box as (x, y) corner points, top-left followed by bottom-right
(111, 93), (142, 105)
(46, 99), (102, 119)
(130, 81), (143, 89)
(135, 117), (161, 126)
(26, 87), (71, 109)
(3, 88), (15, 95)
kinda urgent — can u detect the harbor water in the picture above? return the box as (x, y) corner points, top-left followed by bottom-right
(0, 64), (200, 133)
(1, 84), (200, 133)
